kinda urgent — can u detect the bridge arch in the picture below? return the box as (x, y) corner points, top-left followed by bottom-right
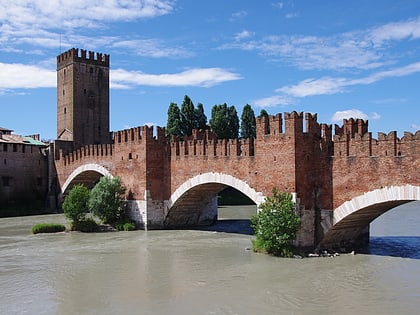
(164, 172), (265, 227)
(319, 185), (420, 248)
(61, 163), (113, 195)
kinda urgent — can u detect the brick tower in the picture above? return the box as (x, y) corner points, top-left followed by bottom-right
(56, 48), (110, 148)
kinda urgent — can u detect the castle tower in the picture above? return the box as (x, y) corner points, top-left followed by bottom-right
(56, 48), (110, 148)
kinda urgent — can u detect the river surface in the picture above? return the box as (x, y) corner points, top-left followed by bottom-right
(1, 202), (419, 315)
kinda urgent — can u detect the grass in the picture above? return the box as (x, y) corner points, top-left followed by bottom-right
(32, 223), (66, 234)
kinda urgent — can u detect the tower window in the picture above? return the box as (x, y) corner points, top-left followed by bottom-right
(64, 107), (67, 114)
(63, 89), (65, 95)
(84, 89), (87, 95)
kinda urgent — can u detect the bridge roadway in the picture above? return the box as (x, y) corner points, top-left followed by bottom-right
(53, 112), (420, 250)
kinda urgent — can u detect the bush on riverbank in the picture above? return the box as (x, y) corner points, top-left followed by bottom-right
(70, 218), (99, 232)
(32, 223), (66, 234)
(116, 222), (136, 231)
(62, 176), (133, 232)
(250, 189), (301, 257)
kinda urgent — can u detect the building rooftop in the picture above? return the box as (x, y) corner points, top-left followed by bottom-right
(0, 128), (46, 146)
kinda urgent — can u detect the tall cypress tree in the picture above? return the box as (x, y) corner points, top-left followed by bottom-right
(180, 95), (195, 137)
(210, 103), (239, 139)
(227, 105), (239, 139)
(195, 102), (207, 130)
(240, 104), (256, 139)
(166, 102), (183, 138)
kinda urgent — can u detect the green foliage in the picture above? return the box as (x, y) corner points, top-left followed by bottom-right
(71, 218), (99, 232)
(240, 104), (256, 139)
(258, 109), (268, 117)
(209, 103), (239, 139)
(32, 223), (66, 234)
(88, 176), (126, 225)
(194, 102), (207, 130)
(250, 189), (301, 257)
(166, 102), (183, 138)
(116, 222), (136, 231)
(62, 184), (90, 224)
(180, 95), (196, 137)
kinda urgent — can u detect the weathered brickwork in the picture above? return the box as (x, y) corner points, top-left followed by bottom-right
(53, 48), (419, 250)
(0, 133), (49, 210)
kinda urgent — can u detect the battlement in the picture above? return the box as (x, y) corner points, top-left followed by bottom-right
(256, 111), (332, 140)
(333, 129), (420, 157)
(111, 125), (166, 144)
(57, 48), (110, 69)
(334, 118), (368, 138)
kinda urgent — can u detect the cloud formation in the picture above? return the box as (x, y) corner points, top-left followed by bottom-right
(331, 109), (380, 122)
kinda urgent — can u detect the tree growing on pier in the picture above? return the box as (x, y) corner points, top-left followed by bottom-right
(88, 176), (126, 225)
(62, 184), (91, 230)
(251, 189), (301, 257)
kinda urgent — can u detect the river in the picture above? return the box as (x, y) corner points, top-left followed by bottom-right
(1, 202), (419, 315)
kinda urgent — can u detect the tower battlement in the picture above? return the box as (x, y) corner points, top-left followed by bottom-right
(57, 48), (110, 69)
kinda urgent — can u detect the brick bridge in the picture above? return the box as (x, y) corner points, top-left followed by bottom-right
(53, 112), (420, 250)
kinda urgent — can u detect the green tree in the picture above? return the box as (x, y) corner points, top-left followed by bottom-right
(209, 103), (239, 139)
(240, 104), (256, 139)
(180, 95), (196, 137)
(258, 109), (269, 117)
(62, 184), (90, 225)
(250, 189), (301, 257)
(194, 102), (207, 130)
(88, 176), (126, 225)
(166, 102), (183, 138)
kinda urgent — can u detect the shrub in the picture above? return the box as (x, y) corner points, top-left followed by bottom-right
(88, 176), (126, 225)
(62, 184), (90, 224)
(250, 189), (301, 257)
(71, 218), (99, 232)
(116, 222), (136, 231)
(32, 223), (66, 234)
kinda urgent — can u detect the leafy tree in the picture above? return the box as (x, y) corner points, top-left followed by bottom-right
(227, 105), (239, 139)
(240, 104), (256, 139)
(250, 189), (301, 257)
(180, 95), (196, 137)
(209, 103), (239, 139)
(194, 102), (207, 130)
(258, 109), (268, 118)
(88, 176), (126, 225)
(62, 184), (90, 225)
(166, 102), (183, 138)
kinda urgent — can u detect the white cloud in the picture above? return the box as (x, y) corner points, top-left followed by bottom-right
(112, 39), (192, 58)
(411, 124), (420, 131)
(0, 0), (174, 30)
(234, 30), (255, 41)
(0, 62), (55, 90)
(277, 77), (347, 97)
(230, 10), (248, 21)
(0, 62), (241, 92)
(111, 67), (242, 88)
(221, 17), (420, 71)
(331, 109), (369, 122)
(276, 62), (420, 98)
(252, 95), (293, 108)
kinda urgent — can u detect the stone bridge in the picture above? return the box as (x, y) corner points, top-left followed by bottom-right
(53, 112), (420, 250)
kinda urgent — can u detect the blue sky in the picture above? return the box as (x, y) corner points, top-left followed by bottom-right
(1, 0), (419, 140)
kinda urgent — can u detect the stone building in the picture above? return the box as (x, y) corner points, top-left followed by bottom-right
(0, 127), (49, 215)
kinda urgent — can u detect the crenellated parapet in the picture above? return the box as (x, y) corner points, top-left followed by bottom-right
(256, 111), (332, 142)
(57, 48), (109, 69)
(58, 143), (114, 166)
(333, 126), (420, 157)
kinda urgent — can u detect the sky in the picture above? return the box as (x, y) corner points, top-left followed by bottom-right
(1, 0), (420, 140)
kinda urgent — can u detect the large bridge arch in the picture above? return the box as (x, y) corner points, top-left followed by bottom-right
(319, 185), (420, 249)
(164, 172), (265, 227)
(61, 163), (114, 196)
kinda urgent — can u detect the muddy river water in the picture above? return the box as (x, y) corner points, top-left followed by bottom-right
(1, 202), (419, 314)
